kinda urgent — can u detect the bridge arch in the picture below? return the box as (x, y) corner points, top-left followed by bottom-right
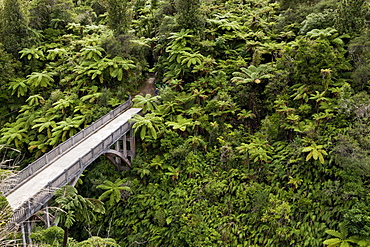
(102, 131), (135, 171)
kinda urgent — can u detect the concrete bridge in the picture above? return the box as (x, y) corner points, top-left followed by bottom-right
(0, 98), (141, 245)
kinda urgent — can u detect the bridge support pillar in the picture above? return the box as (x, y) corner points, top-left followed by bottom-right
(44, 203), (50, 228)
(21, 221), (32, 246)
(129, 128), (136, 160)
(115, 138), (121, 165)
(122, 135), (127, 161)
(103, 130), (136, 170)
(70, 176), (80, 187)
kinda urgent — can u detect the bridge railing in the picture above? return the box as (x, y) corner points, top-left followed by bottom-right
(8, 119), (134, 227)
(0, 96), (132, 197)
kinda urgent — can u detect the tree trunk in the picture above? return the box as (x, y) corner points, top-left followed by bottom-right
(62, 226), (68, 247)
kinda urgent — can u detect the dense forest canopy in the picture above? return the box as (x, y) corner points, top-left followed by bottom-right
(1, 0), (370, 246)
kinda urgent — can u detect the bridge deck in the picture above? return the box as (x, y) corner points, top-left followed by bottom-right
(6, 108), (141, 211)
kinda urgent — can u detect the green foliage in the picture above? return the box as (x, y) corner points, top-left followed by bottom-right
(80, 45), (105, 61)
(165, 115), (200, 132)
(276, 37), (350, 87)
(300, 10), (336, 34)
(101, 0), (133, 35)
(175, 0), (204, 30)
(335, 0), (367, 36)
(0, 124), (28, 149)
(232, 64), (275, 85)
(332, 134), (370, 176)
(0, 0), (29, 57)
(50, 0), (76, 28)
(0, 195), (15, 244)
(0, 17), (144, 156)
(302, 141), (328, 164)
(132, 93), (160, 113)
(30, 226), (120, 246)
(323, 223), (370, 247)
(306, 27), (338, 39)
(50, 116), (84, 144)
(343, 195), (370, 239)
(97, 178), (131, 206)
(347, 31), (370, 92)
(30, 226), (64, 246)
(53, 185), (105, 246)
(26, 71), (54, 89)
(73, 236), (120, 247)
(0, 45), (21, 84)
(54, 185), (105, 229)
(8, 79), (29, 97)
(19, 47), (44, 61)
(131, 113), (164, 140)
(1, 0), (370, 246)
(236, 136), (273, 165)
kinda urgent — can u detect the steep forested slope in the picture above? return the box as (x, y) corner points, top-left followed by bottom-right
(1, 0), (370, 246)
